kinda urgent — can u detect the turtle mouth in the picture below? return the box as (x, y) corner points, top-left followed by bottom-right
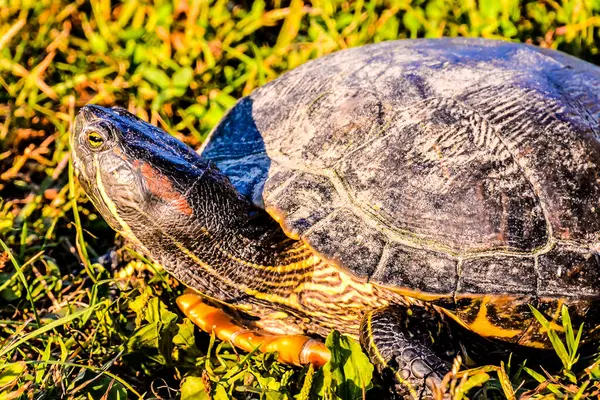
(73, 150), (143, 242)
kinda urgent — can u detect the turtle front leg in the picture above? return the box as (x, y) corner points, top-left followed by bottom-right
(360, 305), (453, 399)
(177, 293), (330, 367)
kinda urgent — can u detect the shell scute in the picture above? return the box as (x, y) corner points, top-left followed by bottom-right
(538, 245), (600, 298)
(263, 168), (340, 239)
(337, 97), (547, 253)
(460, 73), (600, 243)
(458, 256), (537, 295)
(369, 245), (457, 295)
(303, 208), (386, 278)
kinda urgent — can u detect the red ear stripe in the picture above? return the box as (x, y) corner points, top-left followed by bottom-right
(135, 160), (194, 216)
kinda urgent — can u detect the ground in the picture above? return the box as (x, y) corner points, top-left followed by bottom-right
(1, 0), (600, 399)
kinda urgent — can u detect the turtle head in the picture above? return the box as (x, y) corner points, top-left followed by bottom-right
(71, 105), (280, 302)
(71, 105), (210, 245)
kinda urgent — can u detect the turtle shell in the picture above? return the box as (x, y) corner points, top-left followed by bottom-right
(200, 38), (600, 301)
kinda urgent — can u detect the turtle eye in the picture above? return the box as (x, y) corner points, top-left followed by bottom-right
(87, 131), (105, 148)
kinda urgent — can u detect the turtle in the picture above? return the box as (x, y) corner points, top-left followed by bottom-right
(70, 38), (600, 398)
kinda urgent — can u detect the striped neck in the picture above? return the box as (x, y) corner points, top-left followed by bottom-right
(126, 165), (317, 304)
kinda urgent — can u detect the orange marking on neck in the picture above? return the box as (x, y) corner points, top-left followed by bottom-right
(134, 160), (193, 215)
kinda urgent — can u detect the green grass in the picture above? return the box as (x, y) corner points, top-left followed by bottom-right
(1, 0), (600, 398)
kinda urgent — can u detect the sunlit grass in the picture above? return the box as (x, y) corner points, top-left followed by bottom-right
(1, 0), (600, 398)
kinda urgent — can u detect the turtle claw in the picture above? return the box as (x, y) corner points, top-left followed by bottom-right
(177, 292), (330, 367)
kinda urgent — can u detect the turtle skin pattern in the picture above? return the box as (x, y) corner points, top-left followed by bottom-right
(201, 38), (600, 304)
(360, 306), (451, 399)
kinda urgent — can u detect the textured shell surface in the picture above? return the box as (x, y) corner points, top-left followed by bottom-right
(200, 38), (600, 300)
